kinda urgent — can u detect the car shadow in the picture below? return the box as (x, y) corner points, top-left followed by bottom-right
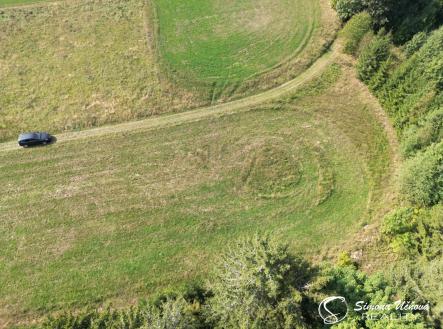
(48, 135), (57, 145)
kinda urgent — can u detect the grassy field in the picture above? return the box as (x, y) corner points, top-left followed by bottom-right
(0, 64), (392, 322)
(154, 0), (316, 81)
(154, 0), (338, 98)
(0, 0), (203, 143)
(0, 0), (337, 142)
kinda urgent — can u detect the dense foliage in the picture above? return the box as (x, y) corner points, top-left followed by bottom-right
(333, 0), (443, 43)
(208, 236), (309, 329)
(334, 3), (443, 327)
(339, 12), (373, 55)
(334, 0), (365, 22)
(400, 141), (443, 206)
(356, 33), (391, 83)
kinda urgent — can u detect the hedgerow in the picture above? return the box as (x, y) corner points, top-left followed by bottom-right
(399, 140), (443, 207)
(404, 32), (429, 58)
(401, 108), (443, 157)
(340, 12), (373, 55)
(356, 33), (391, 83)
(331, 3), (443, 326)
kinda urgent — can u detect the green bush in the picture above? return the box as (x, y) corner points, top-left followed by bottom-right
(400, 140), (443, 207)
(335, 0), (366, 22)
(375, 26), (443, 131)
(26, 235), (438, 328)
(362, 0), (390, 28)
(40, 298), (206, 329)
(382, 208), (420, 254)
(367, 56), (395, 92)
(357, 33), (391, 83)
(340, 12), (373, 55)
(208, 235), (310, 329)
(404, 32), (429, 58)
(311, 264), (429, 328)
(401, 108), (443, 157)
(41, 306), (146, 329)
(389, 256), (443, 325)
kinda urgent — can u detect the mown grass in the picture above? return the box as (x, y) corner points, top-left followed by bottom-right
(0, 0), (203, 142)
(0, 64), (391, 322)
(153, 0), (338, 99)
(154, 0), (316, 81)
(0, 0), (338, 142)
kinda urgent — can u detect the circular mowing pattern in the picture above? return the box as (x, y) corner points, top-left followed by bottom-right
(236, 137), (336, 205)
(239, 139), (302, 198)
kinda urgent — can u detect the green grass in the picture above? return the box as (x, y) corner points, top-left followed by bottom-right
(0, 0), (203, 143)
(154, 0), (317, 81)
(0, 0), (338, 142)
(153, 0), (338, 97)
(0, 65), (391, 322)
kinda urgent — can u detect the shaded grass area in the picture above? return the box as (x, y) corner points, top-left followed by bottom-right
(0, 0), (202, 142)
(0, 65), (391, 322)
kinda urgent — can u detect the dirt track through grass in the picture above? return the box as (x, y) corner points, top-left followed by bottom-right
(0, 46), (337, 153)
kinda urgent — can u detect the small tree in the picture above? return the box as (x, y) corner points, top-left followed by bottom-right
(335, 0), (366, 22)
(340, 12), (373, 55)
(357, 33), (391, 83)
(400, 140), (443, 207)
(208, 235), (310, 329)
(404, 32), (429, 57)
(363, 0), (392, 28)
(146, 297), (202, 329)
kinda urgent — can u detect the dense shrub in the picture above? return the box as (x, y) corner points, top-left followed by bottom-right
(340, 12), (373, 55)
(356, 33), (391, 83)
(400, 140), (443, 207)
(27, 235), (438, 328)
(208, 235), (310, 329)
(362, 0), (390, 28)
(376, 26), (443, 130)
(389, 258), (443, 327)
(333, 0), (442, 44)
(367, 56), (395, 92)
(381, 207), (442, 257)
(401, 108), (443, 157)
(311, 264), (428, 328)
(404, 32), (429, 58)
(40, 298), (206, 329)
(330, 3), (442, 326)
(335, 0), (366, 22)
(386, 204), (443, 325)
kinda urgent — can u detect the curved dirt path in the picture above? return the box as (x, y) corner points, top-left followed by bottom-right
(0, 47), (338, 153)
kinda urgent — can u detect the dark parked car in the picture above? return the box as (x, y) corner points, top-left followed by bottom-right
(18, 132), (52, 148)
